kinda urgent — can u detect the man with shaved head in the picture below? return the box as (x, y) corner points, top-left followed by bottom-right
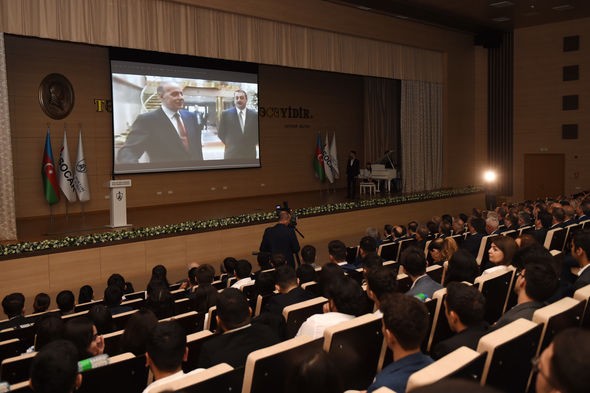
(117, 81), (204, 164)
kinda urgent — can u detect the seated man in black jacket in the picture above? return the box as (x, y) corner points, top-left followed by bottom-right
(198, 289), (280, 368)
(264, 265), (315, 315)
(431, 282), (488, 359)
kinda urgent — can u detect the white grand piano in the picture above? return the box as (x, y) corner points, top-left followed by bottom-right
(359, 164), (397, 193)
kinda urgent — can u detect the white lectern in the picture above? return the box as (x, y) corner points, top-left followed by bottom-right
(107, 179), (132, 228)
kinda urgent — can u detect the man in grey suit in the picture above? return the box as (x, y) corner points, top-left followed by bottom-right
(117, 82), (204, 164)
(217, 89), (258, 159)
(401, 247), (442, 301)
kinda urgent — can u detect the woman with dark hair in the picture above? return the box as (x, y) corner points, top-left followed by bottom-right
(189, 264), (219, 314)
(77, 285), (94, 304)
(482, 235), (517, 275)
(145, 285), (174, 319)
(119, 309), (158, 356)
(33, 293), (51, 314)
(88, 304), (114, 334)
(33, 314), (65, 352)
(63, 317), (104, 360)
(148, 264), (170, 288)
(444, 249), (480, 286)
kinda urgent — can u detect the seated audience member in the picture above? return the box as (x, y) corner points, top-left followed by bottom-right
(254, 270), (276, 297)
(56, 290), (76, 316)
(452, 216), (466, 235)
(220, 256), (238, 286)
(77, 285), (94, 304)
(149, 264), (171, 288)
(428, 239), (445, 264)
(107, 273), (127, 293)
(414, 225), (430, 251)
(198, 288), (280, 368)
(492, 256), (559, 330)
(393, 225), (408, 241)
(431, 282), (488, 359)
(33, 293), (51, 314)
(30, 340), (82, 393)
(270, 253), (288, 268)
(145, 285), (175, 319)
(358, 236), (378, 265)
(366, 267), (398, 314)
(551, 207), (565, 229)
(366, 227), (382, 246)
(383, 224), (394, 242)
(264, 265), (315, 315)
(412, 379), (503, 393)
(439, 220), (453, 238)
(577, 199), (590, 223)
(231, 259), (255, 290)
(33, 314), (65, 352)
(255, 252), (273, 272)
(0, 293), (27, 330)
(285, 350), (343, 393)
(189, 264), (219, 314)
(120, 308), (158, 356)
(401, 247), (443, 301)
(297, 276), (364, 339)
(407, 221), (419, 239)
(327, 239), (349, 267)
(367, 293), (433, 393)
(318, 262), (346, 297)
(571, 229), (590, 291)
(103, 285), (133, 316)
(535, 328), (590, 393)
(533, 210), (553, 245)
(444, 249), (480, 286)
(481, 236), (517, 274)
(144, 321), (201, 393)
(301, 245), (318, 269)
(515, 233), (538, 249)
(461, 217), (486, 258)
(63, 316), (104, 361)
(179, 267), (199, 292)
(88, 304), (115, 334)
(297, 263), (318, 285)
(485, 215), (502, 235)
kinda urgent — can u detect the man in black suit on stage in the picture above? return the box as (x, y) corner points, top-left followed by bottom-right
(260, 210), (301, 268)
(346, 150), (360, 198)
(116, 82), (204, 164)
(217, 89), (258, 159)
(197, 289), (280, 368)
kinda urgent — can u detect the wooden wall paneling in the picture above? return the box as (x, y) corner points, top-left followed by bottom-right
(48, 248), (101, 294)
(0, 255), (50, 314)
(99, 242), (147, 287)
(144, 237), (188, 281)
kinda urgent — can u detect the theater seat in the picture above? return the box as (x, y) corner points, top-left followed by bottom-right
(183, 330), (214, 373)
(532, 296), (584, 354)
(78, 353), (149, 393)
(406, 346), (485, 392)
(477, 318), (542, 393)
(242, 335), (324, 393)
(161, 311), (205, 334)
(102, 329), (124, 356)
(573, 283), (590, 328)
(111, 309), (138, 330)
(426, 288), (453, 353)
(474, 266), (516, 324)
(154, 363), (235, 393)
(0, 351), (36, 384)
(282, 297), (328, 339)
(323, 313), (384, 390)
(475, 235), (499, 266)
(0, 338), (23, 365)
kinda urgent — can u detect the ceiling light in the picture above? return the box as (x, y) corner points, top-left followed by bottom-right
(492, 16), (511, 22)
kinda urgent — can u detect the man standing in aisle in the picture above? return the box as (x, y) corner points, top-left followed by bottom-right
(260, 210), (300, 268)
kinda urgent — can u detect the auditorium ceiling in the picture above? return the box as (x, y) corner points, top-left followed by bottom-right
(326, 0), (590, 33)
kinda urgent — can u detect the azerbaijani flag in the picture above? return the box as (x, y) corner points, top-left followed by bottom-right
(313, 133), (325, 182)
(42, 129), (60, 205)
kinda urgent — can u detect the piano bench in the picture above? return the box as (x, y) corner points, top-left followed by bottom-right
(360, 182), (376, 196)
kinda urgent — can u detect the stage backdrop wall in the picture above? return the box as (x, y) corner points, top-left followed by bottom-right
(0, 192), (484, 314)
(6, 35), (363, 219)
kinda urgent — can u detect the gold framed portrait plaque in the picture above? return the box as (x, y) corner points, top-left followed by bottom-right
(39, 73), (75, 120)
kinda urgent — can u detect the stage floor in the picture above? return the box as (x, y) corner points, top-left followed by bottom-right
(16, 187), (392, 243)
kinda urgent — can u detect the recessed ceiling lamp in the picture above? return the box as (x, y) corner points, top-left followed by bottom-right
(492, 16), (511, 22)
(552, 4), (575, 11)
(489, 1), (515, 7)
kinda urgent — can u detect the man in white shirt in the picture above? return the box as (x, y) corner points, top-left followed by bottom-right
(231, 259), (255, 290)
(296, 276), (364, 339)
(143, 321), (202, 393)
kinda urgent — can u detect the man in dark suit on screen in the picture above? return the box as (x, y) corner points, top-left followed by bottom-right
(116, 82), (204, 164)
(217, 89), (258, 159)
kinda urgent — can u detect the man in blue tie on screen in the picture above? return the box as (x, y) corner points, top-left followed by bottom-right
(217, 89), (259, 160)
(116, 82), (204, 164)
